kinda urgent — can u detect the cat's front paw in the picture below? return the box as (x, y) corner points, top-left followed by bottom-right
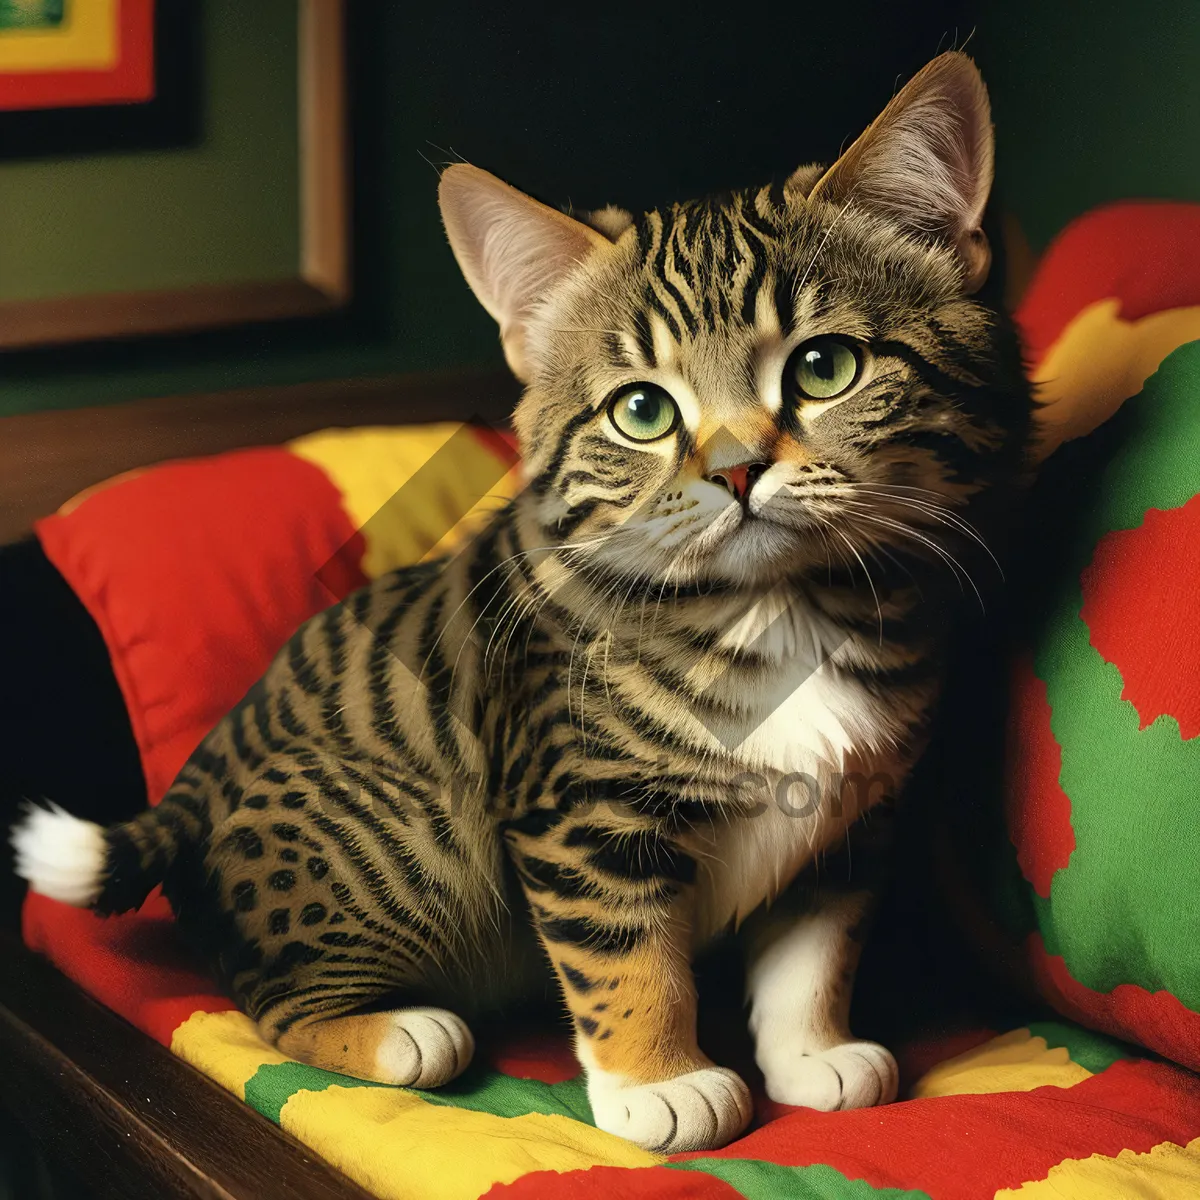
(758, 1040), (898, 1111)
(587, 1064), (752, 1153)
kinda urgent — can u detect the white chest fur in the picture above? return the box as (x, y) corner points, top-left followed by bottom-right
(684, 597), (900, 942)
(686, 586), (888, 769)
(726, 658), (877, 776)
(691, 670), (885, 943)
(693, 788), (855, 943)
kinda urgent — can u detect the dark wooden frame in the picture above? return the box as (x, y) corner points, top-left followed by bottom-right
(0, 931), (374, 1200)
(0, 0), (350, 351)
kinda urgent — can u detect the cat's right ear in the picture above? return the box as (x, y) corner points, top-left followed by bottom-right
(439, 164), (613, 381)
(805, 53), (995, 293)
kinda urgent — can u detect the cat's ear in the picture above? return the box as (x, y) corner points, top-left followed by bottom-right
(439, 164), (613, 380)
(808, 52), (994, 293)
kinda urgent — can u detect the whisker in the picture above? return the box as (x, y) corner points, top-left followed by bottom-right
(444, 534), (620, 699)
(826, 525), (885, 645)
(846, 486), (1004, 579)
(546, 326), (631, 338)
(849, 483), (995, 542)
(426, 534), (611, 681)
(841, 506), (986, 612)
(796, 197), (856, 294)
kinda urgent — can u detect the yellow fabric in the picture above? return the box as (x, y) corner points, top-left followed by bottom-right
(173, 1010), (1176, 1199)
(1031, 299), (1200, 461)
(0, 0), (116, 70)
(290, 425), (522, 580)
(170, 1002), (663, 1199)
(995, 1136), (1200, 1199)
(279, 1084), (662, 1200)
(171, 1009), (293, 1098)
(911, 1029), (1093, 1099)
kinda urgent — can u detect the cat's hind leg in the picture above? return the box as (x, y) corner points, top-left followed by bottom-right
(273, 1007), (474, 1086)
(201, 754), (500, 1088)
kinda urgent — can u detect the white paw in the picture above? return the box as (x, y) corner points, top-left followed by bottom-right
(759, 1040), (898, 1111)
(588, 1065), (752, 1153)
(375, 1007), (474, 1088)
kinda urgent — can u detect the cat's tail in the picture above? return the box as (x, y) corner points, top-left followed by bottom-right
(12, 796), (192, 915)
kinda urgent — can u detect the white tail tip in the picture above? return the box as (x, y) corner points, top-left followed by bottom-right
(11, 803), (106, 907)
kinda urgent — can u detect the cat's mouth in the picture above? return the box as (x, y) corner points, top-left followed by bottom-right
(592, 486), (828, 585)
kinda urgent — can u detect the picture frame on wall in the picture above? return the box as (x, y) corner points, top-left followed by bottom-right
(0, 0), (199, 159)
(0, 0), (350, 350)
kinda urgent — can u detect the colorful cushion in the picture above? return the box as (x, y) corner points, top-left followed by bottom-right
(24, 895), (1200, 1197)
(1021, 202), (1200, 460)
(972, 202), (1200, 1071)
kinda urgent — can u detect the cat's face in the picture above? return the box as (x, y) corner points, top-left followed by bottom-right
(441, 53), (1029, 589)
(511, 192), (1022, 587)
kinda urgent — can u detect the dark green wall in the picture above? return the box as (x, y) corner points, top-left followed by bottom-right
(977, 0), (1200, 252)
(7, 1), (1195, 419)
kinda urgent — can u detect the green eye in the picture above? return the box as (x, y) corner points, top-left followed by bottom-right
(788, 337), (862, 401)
(607, 383), (680, 442)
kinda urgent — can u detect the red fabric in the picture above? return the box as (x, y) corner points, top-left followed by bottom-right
(488, 1029), (582, 1084)
(1080, 496), (1200, 739)
(0, 0), (155, 111)
(496, 1060), (1200, 1199)
(1005, 655), (1076, 897)
(36, 447), (367, 806)
(1014, 202), (1200, 364)
(691, 1059), (1200, 1185)
(1028, 935), (1200, 1073)
(28, 444), (367, 1043)
(22, 890), (233, 1044)
(490, 1166), (739, 1198)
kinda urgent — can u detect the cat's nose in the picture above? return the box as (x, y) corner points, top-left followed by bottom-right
(707, 462), (769, 501)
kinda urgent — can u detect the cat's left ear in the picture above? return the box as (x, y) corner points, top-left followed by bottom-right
(807, 52), (994, 293)
(439, 164), (614, 381)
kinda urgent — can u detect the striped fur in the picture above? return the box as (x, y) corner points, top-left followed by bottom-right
(16, 54), (1031, 1152)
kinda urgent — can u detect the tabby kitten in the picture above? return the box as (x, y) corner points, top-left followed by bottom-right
(16, 53), (1030, 1153)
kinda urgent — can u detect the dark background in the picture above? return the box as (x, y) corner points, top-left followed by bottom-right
(5, 0), (1197, 418)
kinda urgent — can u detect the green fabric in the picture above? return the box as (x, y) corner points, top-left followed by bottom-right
(415, 1070), (594, 1123)
(1028, 1020), (1134, 1074)
(1029, 342), (1200, 1002)
(245, 1061), (378, 1124)
(243, 1060), (593, 1126)
(670, 1159), (931, 1199)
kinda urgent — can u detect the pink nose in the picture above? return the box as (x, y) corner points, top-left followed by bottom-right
(707, 462), (767, 501)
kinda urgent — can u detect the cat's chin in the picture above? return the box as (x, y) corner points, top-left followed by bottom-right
(644, 517), (821, 588)
(697, 519), (821, 586)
